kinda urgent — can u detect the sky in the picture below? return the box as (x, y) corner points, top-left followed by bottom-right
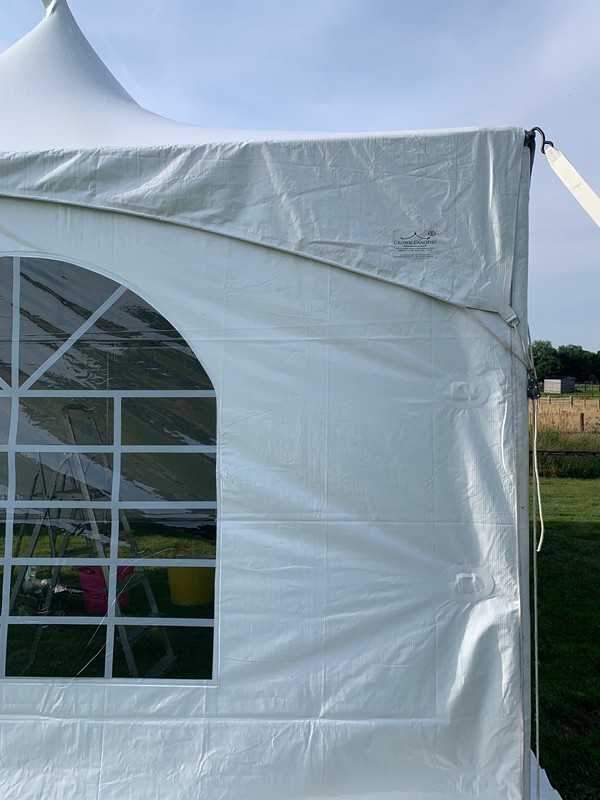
(1, 0), (599, 351)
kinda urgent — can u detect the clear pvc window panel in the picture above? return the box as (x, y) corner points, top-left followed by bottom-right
(12, 508), (111, 559)
(6, 624), (107, 678)
(120, 453), (216, 503)
(18, 398), (113, 445)
(121, 397), (216, 446)
(117, 509), (216, 559)
(0, 454), (8, 500)
(15, 452), (114, 501)
(111, 626), (214, 680)
(0, 511), (6, 557)
(0, 257), (217, 681)
(0, 257), (12, 386)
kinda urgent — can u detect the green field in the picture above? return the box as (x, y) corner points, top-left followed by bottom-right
(535, 477), (600, 800)
(535, 428), (600, 479)
(574, 385), (600, 398)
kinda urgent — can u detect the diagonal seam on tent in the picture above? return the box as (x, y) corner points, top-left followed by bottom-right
(0, 188), (518, 323)
(0, 187), (444, 288)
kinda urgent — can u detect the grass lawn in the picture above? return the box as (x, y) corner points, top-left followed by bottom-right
(535, 477), (600, 800)
(573, 386), (600, 398)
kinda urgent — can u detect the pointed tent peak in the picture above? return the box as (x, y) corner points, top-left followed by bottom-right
(0, 0), (202, 149)
(0, 0), (331, 150)
(0, 0), (135, 109)
(42, 0), (63, 15)
(0, 0), (257, 149)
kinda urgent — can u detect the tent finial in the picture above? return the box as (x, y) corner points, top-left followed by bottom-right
(42, 0), (63, 16)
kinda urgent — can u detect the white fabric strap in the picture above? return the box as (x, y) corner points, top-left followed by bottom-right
(545, 146), (600, 228)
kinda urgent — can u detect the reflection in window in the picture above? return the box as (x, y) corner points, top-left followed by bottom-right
(18, 398), (113, 445)
(120, 453), (216, 503)
(15, 451), (114, 501)
(0, 512), (6, 557)
(121, 397), (216, 446)
(117, 509), (216, 560)
(6, 624), (107, 678)
(0, 257), (217, 681)
(111, 626), (213, 680)
(0, 257), (12, 386)
(13, 508), (111, 559)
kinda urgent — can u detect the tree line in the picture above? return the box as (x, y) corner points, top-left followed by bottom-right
(532, 341), (600, 382)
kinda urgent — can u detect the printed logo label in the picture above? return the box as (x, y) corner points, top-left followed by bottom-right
(392, 230), (439, 259)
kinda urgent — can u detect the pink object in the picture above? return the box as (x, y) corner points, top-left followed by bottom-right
(77, 566), (134, 615)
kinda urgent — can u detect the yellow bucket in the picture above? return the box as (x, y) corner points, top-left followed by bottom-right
(167, 566), (215, 606)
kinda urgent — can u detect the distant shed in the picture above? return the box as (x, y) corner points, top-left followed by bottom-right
(544, 377), (576, 394)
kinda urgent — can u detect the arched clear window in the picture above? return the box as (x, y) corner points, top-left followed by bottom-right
(0, 257), (216, 680)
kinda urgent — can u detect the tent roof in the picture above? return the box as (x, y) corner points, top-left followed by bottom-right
(0, 0), (530, 325)
(0, 0), (340, 149)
